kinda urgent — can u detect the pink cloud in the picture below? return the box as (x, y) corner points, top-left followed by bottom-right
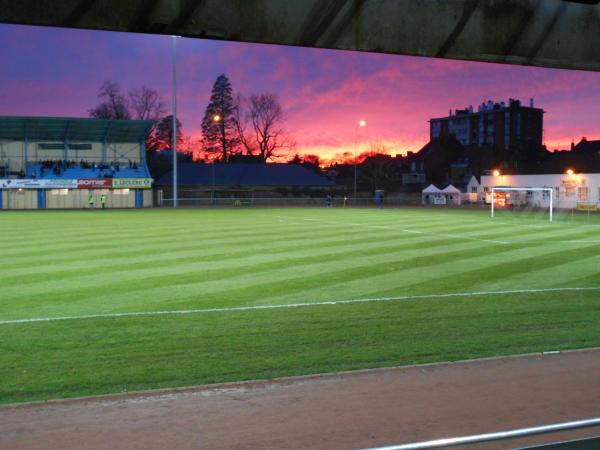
(2, 25), (600, 158)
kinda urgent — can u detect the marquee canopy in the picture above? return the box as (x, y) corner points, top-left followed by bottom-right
(422, 184), (442, 194)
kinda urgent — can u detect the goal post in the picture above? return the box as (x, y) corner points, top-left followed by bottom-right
(491, 187), (553, 222)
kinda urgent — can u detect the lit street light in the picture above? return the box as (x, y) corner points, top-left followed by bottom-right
(211, 113), (221, 206)
(353, 120), (366, 205)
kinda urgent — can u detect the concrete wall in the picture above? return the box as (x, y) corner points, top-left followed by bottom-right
(45, 188), (137, 209)
(0, 188), (148, 209)
(4, 189), (37, 209)
(143, 189), (153, 207)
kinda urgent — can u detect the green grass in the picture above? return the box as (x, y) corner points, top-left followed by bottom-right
(1, 207), (600, 404)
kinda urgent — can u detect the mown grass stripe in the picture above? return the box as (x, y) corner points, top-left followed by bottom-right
(2, 207), (599, 404)
(2, 287), (599, 325)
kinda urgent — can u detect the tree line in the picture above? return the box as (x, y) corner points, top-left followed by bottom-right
(88, 75), (293, 162)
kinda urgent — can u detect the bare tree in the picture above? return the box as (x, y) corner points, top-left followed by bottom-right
(241, 93), (294, 162)
(233, 94), (256, 156)
(359, 141), (398, 191)
(146, 115), (183, 152)
(89, 81), (131, 119)
(129, 86), (166, 121)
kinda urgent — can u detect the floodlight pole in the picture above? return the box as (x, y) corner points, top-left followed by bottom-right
(172, 35), (178, 208)
(353, 125), (358, 205)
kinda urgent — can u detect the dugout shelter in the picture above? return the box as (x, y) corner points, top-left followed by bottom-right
(0, 116), (154, 209)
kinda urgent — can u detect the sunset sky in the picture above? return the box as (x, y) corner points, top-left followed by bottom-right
(1, 24), (600, 161)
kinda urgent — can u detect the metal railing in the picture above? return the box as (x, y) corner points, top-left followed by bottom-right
(157, 194), (425, 208)
(363, 417), (600, 450)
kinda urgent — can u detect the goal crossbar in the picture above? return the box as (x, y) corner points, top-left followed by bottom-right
(491, 187), (553, 222)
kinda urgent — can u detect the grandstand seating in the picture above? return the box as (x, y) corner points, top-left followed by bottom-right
(27, 163), (150, 179)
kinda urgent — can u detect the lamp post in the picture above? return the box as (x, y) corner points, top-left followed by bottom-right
(353, 120), (366, 205)
(211, 114), (221, 206)
(171, 35), (179, 208)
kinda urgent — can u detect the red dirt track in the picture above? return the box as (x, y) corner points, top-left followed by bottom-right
(1, 349), (600, 450)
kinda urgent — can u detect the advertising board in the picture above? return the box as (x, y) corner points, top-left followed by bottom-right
(112, 178), (153, 189)
(77, 179), (113, 188)
(0, 179), (77, 189)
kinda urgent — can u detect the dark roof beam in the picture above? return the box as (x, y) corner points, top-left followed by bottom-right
(166, 0), (208, 34)
(436, 0), (480, 58)
(128, 0), (162, 32)
(525, 1), (568, 64)
(299, 0), (349, 47)
(63, 0), (97, 27)
(500, 0), (542, 62)
(320, 0), (367, 48)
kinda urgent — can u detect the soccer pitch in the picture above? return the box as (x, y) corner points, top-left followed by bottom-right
(1, 207), (600, 404)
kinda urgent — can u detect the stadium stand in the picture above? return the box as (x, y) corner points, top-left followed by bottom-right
(0, 116), (154, 209)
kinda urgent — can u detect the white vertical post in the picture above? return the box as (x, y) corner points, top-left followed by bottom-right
(549, 188), (553, 222)
(491, 188), (495, 218)
(353, 125), (358, 205)
(172, 35), (178, 208)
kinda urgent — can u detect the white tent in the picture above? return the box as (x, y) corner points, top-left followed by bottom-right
(422, 184), (444, 205)
(422, 184), (441, 194)
(441, 184), (462, 205)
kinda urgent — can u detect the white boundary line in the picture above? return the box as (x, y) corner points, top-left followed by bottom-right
(279, 216), (510, 245)
(278, 216), (600, 246)
(2, 287), (599, 326)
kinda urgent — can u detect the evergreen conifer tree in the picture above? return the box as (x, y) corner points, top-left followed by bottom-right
(201, 74), (239, 161)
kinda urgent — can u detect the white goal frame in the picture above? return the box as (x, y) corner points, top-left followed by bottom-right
(491, 187), (553, 222)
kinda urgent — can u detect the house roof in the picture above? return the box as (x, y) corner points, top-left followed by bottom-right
(155, 163), (335, 187)
(573, 138), (600, 154)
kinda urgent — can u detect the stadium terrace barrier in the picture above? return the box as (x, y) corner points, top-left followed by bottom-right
(158, 194), (425, 208)
(363, 417), (600, 450)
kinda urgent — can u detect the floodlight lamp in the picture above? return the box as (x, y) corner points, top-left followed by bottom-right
(566, 169), (574, 175)
(493, 170), (500, 177)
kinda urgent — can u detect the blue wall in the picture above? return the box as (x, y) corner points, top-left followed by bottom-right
(135, 189), (144, 208)
(37, 189), (46, 209)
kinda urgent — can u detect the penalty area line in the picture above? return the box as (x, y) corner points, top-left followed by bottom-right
(1, 287), (600, 326)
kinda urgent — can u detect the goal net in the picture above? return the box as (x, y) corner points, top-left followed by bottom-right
(490, 187), (553, 222)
